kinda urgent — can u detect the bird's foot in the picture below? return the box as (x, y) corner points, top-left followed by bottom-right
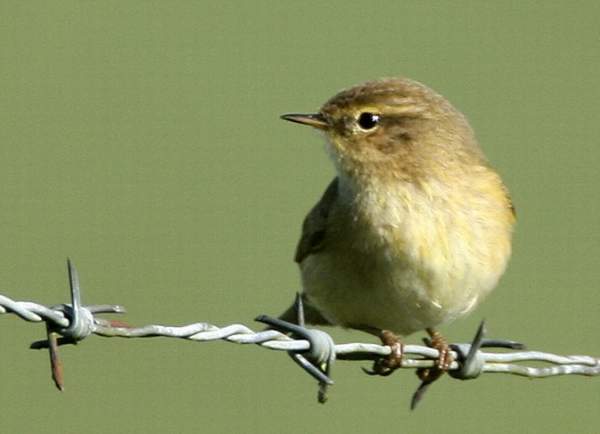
(363, 330), (403, 376)
(417, 328), (453, 382)
(411, 328), (454, 409)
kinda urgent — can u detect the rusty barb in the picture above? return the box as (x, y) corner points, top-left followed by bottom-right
(26, 259), (127, 390)
(1, 260), (598, 407)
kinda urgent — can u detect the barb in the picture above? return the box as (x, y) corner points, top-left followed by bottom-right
(0, 261), (598, 405)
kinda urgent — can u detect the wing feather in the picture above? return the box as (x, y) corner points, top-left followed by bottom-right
(294, 177), (339, 263)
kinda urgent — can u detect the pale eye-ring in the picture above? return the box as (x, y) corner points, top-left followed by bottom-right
(357, 112), (380, 130)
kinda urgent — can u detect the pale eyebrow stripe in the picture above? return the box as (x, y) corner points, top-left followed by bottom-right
(384, 96), (418, 106)
(381, 104), (429, 117)
(364, 94), (428, 116)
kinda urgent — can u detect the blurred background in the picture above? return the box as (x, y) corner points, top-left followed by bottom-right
(1, 1), (598, 433)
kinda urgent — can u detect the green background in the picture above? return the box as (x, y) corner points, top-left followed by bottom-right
(1, 2), (598, 433)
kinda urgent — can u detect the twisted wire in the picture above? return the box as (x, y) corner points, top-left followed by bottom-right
(1, 294), (598, 378)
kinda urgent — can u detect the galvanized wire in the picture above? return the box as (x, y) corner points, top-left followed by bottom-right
(1, 293), (598, 378)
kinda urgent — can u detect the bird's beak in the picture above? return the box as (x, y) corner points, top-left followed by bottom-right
(280, 113), (329, 130)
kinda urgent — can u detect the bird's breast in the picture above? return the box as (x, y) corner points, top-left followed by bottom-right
(301, 175), (514, 335)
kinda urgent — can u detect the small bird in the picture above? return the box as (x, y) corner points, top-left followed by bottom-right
(278, 77), (515, 380)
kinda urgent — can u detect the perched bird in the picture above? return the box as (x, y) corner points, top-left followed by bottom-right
(278, 77), (515, 380)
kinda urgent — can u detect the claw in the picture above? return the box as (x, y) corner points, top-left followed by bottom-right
(363, 330), (403, 376)
(361, 365), (396, 377)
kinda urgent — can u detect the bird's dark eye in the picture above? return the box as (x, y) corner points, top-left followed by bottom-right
(357, 112), (380, 130)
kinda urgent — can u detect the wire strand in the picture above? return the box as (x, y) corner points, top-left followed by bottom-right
(1, 294), (598, 377)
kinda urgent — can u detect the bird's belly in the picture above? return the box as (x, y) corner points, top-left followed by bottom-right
(299, 175), (514, 336)
(300, 232), (508, 336)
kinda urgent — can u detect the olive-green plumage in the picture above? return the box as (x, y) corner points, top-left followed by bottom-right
(280, 77), (514, 337)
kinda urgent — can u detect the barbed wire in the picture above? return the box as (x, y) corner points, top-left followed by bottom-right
(1, 260), (598, 407)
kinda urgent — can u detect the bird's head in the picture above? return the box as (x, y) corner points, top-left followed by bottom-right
(282, 78), (485, 183)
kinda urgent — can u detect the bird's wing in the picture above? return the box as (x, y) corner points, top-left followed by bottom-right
(294, 177), (339, 264)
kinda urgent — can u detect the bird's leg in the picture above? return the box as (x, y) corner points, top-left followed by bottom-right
(362, 328), (404, 376)
(417, 328), (453, 382)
